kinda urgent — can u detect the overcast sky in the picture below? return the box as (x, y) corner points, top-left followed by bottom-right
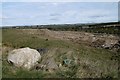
(1, 0), (120, 2)
(1, 2), (118, 26)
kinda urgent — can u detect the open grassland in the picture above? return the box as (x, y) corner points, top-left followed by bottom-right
(2, 29), (119, 78)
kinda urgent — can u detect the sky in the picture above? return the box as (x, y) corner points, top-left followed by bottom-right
(1, 0), (120, 2)
(1, 2), (119, 26)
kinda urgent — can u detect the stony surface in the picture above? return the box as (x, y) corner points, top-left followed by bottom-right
(39, 29), (120, 49)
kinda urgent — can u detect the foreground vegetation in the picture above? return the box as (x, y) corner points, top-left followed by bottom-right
(2, 29), (119, 78)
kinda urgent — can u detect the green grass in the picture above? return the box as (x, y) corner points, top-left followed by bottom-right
(2, 29), (74, 49)
(2, 29), (119, 78)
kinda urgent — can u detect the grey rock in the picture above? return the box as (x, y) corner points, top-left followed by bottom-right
(7, 47), (41, 70)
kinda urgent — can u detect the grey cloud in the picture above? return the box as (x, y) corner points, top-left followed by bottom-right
(88, 15), (106, 18)
(49, 18), (60, 21)
(49, 13), (61, 16)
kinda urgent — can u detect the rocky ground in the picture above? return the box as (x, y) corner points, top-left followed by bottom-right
(22, 29), (120, 51)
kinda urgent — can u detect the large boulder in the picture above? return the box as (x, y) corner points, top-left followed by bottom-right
(7, 47), (41, 70)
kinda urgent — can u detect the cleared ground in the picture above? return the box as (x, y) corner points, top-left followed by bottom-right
(2, 29), (119, 78)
